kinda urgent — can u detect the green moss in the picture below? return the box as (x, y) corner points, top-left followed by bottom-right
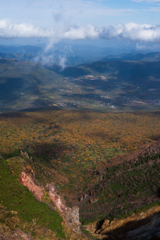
(7, 156), (24, 179)
(127, 169), (143, 177)
(110, 182), (126, 193)
(1, 149), (21, 160)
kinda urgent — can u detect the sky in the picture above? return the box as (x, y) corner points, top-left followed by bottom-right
(0, 0), (160, 50)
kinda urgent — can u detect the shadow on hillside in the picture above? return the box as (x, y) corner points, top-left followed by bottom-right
(25, 141), (70, 164)
(0, 77), (24, 102)
(0, 107), (62, 123)
(149, 134), (160, 141)
(0, 111), (30, 119)
(98, 212), (160, 240)
(0, 110), (48, 125)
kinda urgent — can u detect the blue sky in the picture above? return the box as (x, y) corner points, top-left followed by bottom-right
(0, 0), (160, 49)
(0, 0), (160, 26)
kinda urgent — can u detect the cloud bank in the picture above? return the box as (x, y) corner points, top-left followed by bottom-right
(0, 19), (160, 43)
(0, 19), (54, 38)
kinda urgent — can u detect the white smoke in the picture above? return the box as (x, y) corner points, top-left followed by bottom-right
(59, 56), (66, 69)
(34, 53), (55, 66)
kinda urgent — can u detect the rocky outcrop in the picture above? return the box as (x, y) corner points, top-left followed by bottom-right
(85, 205), (160, 240)
(20, 171), (43, 201)
(19, 169), (81, 235)
(46, 183), (81, 233)
(46, 183), (67, 212)
(66, 206), (80, 233)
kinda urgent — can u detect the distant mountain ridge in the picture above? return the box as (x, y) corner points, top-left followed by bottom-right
(100, 51), (160, 62)
(1, 44), (158, 66)
(1, 51), (160, 112)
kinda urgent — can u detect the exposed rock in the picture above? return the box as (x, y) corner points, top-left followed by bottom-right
(20, 171), (43, 201)
(100, 219), (110, 232)
(84, 221), (97, 234)
(46, 183), (67, 212)
(20, 150), (30, 159)
(79, 195), (84, 201)
(86, 205), (160, 240)
(62, 221), (88, 240)
(15, 229), (34, 240)
(46, 183), (81, 233)
(66, 206), (80, 233)
(89, 196), (98, 204)
(0, 223), (33, 240)
(79, 194), (89, 202)
(19, 173), (81, 236)
(5, 155), (84, 238)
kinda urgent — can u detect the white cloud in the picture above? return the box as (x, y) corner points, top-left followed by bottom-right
(64, 22), (160, 43)
(0, 19), (160, 44)
(100, 23), (160, 42)
(63, 24), (100, 39)
(0, 19), (54, 38)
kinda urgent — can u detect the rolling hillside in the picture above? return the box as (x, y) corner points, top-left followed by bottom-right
(1, 53), (160, 112)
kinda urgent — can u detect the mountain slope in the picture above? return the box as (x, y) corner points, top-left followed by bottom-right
(0, 155), (65, 239)
(101, 51), (160, 62)
(1, 53), (160, 111)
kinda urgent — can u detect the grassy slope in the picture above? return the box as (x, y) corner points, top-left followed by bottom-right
(0, 157), (65, 239)
(79, 141), (160, 224)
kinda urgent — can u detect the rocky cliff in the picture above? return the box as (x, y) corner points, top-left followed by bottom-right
(0, 153), (88, 240)
(85, 205), (160, 239)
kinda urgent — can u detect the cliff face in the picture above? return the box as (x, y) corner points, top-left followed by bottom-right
(0, 154), (88, 240)
(20, 171), (43, 201)
(85, 206), (160, 240)
(20, 170), (81, 234)
(0, 157), (65, 240)
(17, 154), (89, 240)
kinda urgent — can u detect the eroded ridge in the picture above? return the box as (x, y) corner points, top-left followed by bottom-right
(20, 169), (81, 234)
